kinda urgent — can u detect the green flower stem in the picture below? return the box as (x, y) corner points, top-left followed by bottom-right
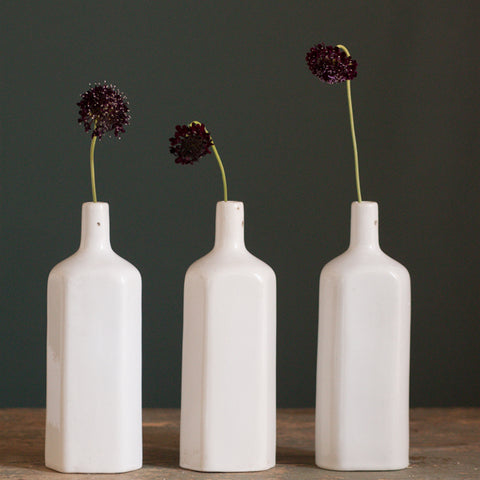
(211, 143), (228, 202)
(89, 133), (98, 203)
(191, 121), (228, 202)
(337, 44), (362, 202)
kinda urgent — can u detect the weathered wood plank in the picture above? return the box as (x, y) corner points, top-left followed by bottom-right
(0, 408), (478, 479)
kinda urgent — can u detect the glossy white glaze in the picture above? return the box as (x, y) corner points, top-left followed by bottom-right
(316, 202), (411, 471)
(45, 202), (142, 473)
(180, 201), (276, 472)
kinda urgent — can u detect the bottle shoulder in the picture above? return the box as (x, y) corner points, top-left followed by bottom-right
(186, 247), (275, 281)
(321, 247), (409, 281)
(48, 248), (141, 282)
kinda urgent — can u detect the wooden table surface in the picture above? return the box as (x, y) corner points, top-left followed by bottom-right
(0, 408), (479, 479)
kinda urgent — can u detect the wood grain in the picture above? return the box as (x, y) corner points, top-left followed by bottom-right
(0, 408), (478, 479)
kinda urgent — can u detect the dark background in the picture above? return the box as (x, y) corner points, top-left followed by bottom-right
(1, 1), (478, 408)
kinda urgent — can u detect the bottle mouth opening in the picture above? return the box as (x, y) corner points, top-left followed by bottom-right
(352, 200), (377, 206)
(217, 200), (243, 205)
(216, 201), (244, 213)
(83, 201), (109, 206)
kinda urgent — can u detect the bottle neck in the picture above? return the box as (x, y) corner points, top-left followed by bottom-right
(214, 201), (246, 251)
(349, 201), (380, 250)
(79, 202), (112, 251)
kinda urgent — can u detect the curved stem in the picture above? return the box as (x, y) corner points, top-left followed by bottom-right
(89, 133), (98, 203)
(211, 143), (228, 202)
(337, 44), (362, 202)
(190, 121), (228, 202)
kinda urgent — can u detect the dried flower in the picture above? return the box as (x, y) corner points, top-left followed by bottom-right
(306, 43), (362, 201)
(306, 43), (357, 84)
(77, 83), (130, 139)
(77, 82), (131, 202)
(169, 122), (228, 201)
(169, 123), (213, 165)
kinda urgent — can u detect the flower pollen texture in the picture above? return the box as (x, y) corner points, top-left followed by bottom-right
(169, 123), (213, 165)
(306, 43), (357, 84)
(77, 83), (130, 139)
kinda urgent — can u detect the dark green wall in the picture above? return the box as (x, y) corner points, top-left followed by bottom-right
(1, 1), (478, 407)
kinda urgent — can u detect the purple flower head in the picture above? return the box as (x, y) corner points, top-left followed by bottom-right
(169, 122), (213, 165)
(306, 43), (357, 84)
(77, 83), (130, 139)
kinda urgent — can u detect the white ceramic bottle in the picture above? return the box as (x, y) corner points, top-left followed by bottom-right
(45, 202), (142, 473)
(180, 201), (276, 472)
(316, 201), (411, 471)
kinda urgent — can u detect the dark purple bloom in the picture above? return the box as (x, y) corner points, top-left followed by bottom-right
(306, 43), (357, 84)
(77, 83), (130, 139)
(169, 123), (213, 165)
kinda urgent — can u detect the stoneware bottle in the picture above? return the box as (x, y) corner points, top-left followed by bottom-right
(45, 202), (142, 473)
(316, 201), (410, 471)
(180, 201), (276, 472)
